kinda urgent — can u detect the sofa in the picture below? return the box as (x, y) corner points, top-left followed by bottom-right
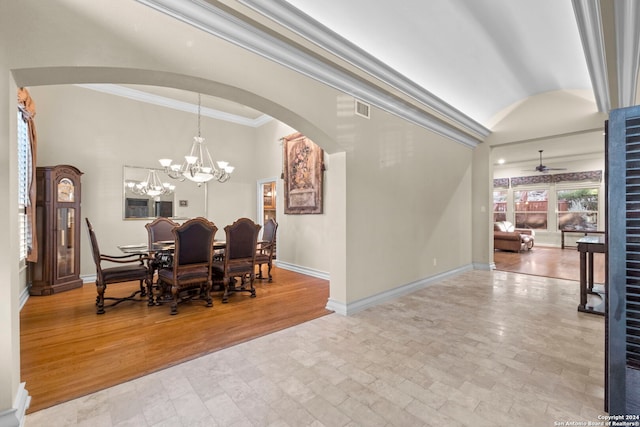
(494, 221), (535, 252)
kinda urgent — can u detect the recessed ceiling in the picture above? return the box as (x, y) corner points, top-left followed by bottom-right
(282, 0), (592, 128)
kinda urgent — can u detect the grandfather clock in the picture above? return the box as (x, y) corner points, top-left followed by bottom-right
(30, 165), (83, 295)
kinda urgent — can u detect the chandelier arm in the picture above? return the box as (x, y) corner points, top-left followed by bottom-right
(158, 93), (233, 184)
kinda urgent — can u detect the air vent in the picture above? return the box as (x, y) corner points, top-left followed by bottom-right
(354, 99), (370, 119)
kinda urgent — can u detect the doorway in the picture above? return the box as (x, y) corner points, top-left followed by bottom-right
(257, 178), (277, 226)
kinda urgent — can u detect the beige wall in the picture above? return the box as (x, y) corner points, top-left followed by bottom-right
(30, 85), (259, 277)
(3, 0), (478, 307)
(1, 13), (25, 420)
(30, 85), (336, 278)
(2, 0), (502, 421)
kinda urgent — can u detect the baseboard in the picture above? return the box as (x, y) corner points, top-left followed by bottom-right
(18, 287), (30, 311)
(473, 262), (494, 271)
(326, 264), (474, 316)
(274, 260), (330, 280)
(0, 383), (30, 427)
(81, 274), (96, 284)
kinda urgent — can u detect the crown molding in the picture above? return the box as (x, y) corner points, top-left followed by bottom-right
(615, 0), (640, 107)
(76, 83), (272, 127)
(572, 0), (611, 112)
(239, 0), (490, 139)
(136, 0), (481, 148)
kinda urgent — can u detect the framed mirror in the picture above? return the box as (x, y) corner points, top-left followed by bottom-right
(123, 165), (207, 220)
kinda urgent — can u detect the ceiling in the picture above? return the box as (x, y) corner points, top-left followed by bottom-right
(51, 0), (639, 152)
(280, 0), (593, 128)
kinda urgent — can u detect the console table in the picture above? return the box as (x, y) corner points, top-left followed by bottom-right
(561, 230), (605, 249)
(576, 235), (606, 315)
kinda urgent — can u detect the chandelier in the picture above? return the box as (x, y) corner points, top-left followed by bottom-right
(125, 169), (175, 197)
(159, 93), (234, 185)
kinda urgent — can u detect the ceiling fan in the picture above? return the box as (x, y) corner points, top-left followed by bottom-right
(532, 150), (566, 173)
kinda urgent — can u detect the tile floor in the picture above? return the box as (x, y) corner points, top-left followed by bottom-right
(25, 270), (606, 426)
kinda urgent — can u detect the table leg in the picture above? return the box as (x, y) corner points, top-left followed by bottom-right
(588, 252), (595, 293)
(579, 250), (587, 310)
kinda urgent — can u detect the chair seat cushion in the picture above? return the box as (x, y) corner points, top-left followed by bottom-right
(212, 260), (253, 276)
(255, 254), (270, 264)
(102, 265), (148, 283)
(158, 266), (209, 283)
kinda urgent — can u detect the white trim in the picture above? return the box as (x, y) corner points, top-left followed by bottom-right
(474, 262), (495, 271)
(274, 260), (329, 280)
(615, 0), (640, 107)
(135, 0), (481, 148)
(256, 177), (278, 228)
(18, 286), (29, 311)
(240, 0), (489, 139)
(0, 383), (30, 427)
(572, 0), (611, 112)
(76, 84), (272, 127)
(326, 264), (474, 316)
(81, 274), (97, 284)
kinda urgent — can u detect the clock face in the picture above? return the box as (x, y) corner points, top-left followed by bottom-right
(57, 178), (74, 202)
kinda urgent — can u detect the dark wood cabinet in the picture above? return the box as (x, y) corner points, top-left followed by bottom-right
(30, 165), (83, 295)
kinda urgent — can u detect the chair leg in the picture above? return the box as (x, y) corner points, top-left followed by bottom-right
(249, 273), (256, 298)
(146, 276), (155, 306)
(222, 277), (230, 303)
(267, 261), (273, 282)
(204, 280), (213, 307)
(256, 263), (264, 279)
(170, 284), (178, 315)
(96, 282), (105, 315)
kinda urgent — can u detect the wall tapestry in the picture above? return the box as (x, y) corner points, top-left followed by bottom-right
(282, 132), (324, 214)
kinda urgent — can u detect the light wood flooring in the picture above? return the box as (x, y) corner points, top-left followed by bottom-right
(21, 267), (331, 413)
(493, 245), (605, 284)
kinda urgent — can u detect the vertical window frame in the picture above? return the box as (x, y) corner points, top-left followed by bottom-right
(17, 110), (30, 261)
(513, 188), (549, 230)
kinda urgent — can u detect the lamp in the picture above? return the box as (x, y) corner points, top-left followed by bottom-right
(125, 169), (175, 197)
(159, 93), (233, 185)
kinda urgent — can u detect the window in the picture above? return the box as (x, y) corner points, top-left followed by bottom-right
(557, 188), (598, 231)
(493, 190), (507, 222)
(18, 111), (30, 260)
(514, 189), (548, 229)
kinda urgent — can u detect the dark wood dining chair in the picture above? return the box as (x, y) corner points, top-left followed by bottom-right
(157, 217), (217, 315)
(145, 217), (178, 249)
(85, 218), (152, 314)
(212, 218), (261, 303)
(255, 218), (278, 282)
(145, 217), (179, 302)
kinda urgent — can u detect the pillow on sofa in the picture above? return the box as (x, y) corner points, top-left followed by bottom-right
(494, 221), (516, 232)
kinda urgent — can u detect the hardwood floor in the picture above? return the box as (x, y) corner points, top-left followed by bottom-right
(493, 245), (605, 284)
(20, 267), (331, 413)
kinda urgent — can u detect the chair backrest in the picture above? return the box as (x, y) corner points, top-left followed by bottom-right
(172, 217), (217, 267)
(145, 217), (179, 248)
(85, 218), (102, 268)
(225, 218), (261, 262)
(262, 219), (278, 244)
